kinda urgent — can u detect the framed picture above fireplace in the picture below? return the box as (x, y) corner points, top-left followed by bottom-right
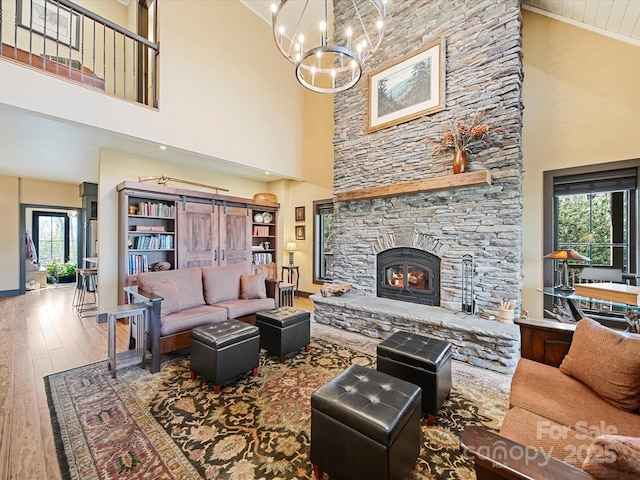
(367, 37), (446, 133)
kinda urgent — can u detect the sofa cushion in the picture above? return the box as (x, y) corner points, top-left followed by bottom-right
(201, 262), (251, 304)
(499, 406), (587, 468)
(559, 318), (640, 412)
(148, 281), (181, 316)
(137, 267), (205, 310)
(213, 298), (276, 319)
(582, 435), (640, 480)
(159, 305), (227, 336)
(510, 358), (640, 438)
(240, 273), (267, 299)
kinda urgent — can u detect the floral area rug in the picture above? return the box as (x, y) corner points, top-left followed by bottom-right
(46, 327), (509, 480)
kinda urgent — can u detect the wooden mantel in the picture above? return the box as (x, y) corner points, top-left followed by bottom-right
(335, 170), (492, 202)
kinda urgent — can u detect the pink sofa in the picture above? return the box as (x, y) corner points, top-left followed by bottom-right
(125, 261), (277, 373)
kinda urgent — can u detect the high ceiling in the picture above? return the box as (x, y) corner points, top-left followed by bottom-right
(0, 1), (638, 187)
(522, 0), (640, 47)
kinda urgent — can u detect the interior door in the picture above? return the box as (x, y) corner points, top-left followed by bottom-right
(219, 205), (251, 265)
(176, 201), (218, 268)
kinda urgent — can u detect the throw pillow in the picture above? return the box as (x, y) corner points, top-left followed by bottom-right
(240, 273), (267, 300)
(149, 281), (181, 316)
(202, 262), (250, 304)
(582, 435), (640, 480)
(559, 318), (640, 411)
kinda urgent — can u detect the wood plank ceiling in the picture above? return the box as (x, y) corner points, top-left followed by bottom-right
(522, 0), (640, 47)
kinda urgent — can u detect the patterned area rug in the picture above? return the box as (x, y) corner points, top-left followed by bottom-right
(46, 324), (510, 480)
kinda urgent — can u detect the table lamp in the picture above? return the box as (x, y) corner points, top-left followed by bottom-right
(286, 242), (297, 266)
(544, 248), (590, 292)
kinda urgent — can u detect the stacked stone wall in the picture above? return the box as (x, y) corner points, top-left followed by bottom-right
(331, 0), (524, 314)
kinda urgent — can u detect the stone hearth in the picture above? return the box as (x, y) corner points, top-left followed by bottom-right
(312, 293), (519, 374)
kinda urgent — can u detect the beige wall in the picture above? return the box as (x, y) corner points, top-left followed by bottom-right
(20, 178), (82, 208)
(97, 149), (274, 308)
(0, 175), (20, 291)
(0, 177), (81, 293)
(521, 10), (640, 318)
(272, 180), (334, 295)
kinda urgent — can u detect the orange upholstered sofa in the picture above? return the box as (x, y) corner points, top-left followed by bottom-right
(462, 317), (640, 480)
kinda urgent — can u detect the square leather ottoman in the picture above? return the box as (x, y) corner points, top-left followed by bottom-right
(190, 320), (260, 394)
(377, 331), (452, 423)
(255, 306), (310, 363)
(310, 364), (421, 480)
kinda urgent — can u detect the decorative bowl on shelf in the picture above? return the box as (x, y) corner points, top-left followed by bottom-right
(253, 192), (278, 203)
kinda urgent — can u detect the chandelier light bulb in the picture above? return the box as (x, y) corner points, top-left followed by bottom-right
(271, 0), (387, 94)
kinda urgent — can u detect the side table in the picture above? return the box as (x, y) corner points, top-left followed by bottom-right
(106, 303), (147, 378)
(281, 265), (300, 292)
(279, 283), (295, 307)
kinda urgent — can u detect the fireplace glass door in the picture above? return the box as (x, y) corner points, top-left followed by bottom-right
(384, 264), (430, 291)
(377, 247), (440, 306)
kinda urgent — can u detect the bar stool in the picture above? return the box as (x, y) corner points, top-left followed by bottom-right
(72, 268), (98, 317)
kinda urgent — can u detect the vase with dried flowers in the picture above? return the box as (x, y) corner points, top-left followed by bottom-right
(433, 110), (491, 174)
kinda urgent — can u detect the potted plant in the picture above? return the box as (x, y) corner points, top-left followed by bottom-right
(47, 262), (77, 284)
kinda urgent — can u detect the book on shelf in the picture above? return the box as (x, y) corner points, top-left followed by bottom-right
(135, 225), (166, 232)
(131, 234), (174, 250)
(135, 201), (175, 218)
(252, 225), (270, 236)
(253, 253), (273, 265)
(128, 254), (149, 275)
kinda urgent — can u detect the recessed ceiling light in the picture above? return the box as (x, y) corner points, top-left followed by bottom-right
(159, 145), (167, 150)
(265, 171), (270, 175)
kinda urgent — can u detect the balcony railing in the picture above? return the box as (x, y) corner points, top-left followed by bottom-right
(0, 0), (158, 107)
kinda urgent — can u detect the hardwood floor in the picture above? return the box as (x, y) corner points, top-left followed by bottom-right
(0, 286), (314, 479)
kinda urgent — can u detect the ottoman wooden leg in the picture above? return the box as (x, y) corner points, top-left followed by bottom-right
(252, 367), (259, 377)
(190, 371), (196, 380)
(305, 344), (311, 352)
(312, 464), (323, 479)
(214, 385), (221, 394)
(279, 356), (285, 364)
(427, 414), (436, 426)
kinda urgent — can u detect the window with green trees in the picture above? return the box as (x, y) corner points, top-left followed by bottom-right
(313, 200), (334, 283)
(550, 166), (638, 286)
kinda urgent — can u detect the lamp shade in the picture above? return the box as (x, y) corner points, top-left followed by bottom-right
(286, 242), (297, 252)
(543, 249), (590, 262)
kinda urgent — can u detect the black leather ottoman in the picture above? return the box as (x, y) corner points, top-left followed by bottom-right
(310, 364), (421, 480)
(190, 320), (260, 394)
(255, 306), (310, 363)
(377, 331), (452, 424)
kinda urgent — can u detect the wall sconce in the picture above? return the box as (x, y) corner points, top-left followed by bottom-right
(286, 242), (297, 266)
(544, 248), (590, 292)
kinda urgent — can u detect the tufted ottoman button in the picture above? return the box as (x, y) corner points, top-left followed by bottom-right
(310, 364), (421, 480)
(377, 331), (452, 424)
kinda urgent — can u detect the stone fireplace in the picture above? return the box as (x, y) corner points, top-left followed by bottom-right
(377, 247), (440, 306)
(311, 0), (524, 374)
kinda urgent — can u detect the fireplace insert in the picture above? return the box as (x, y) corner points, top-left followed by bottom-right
(377, 247), (440, 306)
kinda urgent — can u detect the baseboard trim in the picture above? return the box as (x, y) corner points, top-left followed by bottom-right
(0, 289), (21, 298)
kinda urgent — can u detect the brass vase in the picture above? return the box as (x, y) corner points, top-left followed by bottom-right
(453, 149), (467, 174)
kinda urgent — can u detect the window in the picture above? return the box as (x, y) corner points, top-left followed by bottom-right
(313, 199), (334, 283)
(33, 211), (78, 266)
(543, 161), (639, 318)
